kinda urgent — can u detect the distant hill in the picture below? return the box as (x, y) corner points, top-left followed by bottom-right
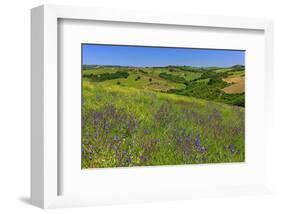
(82, 64), (245, 107)
(83, 64), (245, 73)
(82, 64), (138, 70)
(230, 65), (245, 71)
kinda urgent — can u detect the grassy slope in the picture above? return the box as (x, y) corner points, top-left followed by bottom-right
(82, 76), (245, 168)
(87, 68), (187, 91)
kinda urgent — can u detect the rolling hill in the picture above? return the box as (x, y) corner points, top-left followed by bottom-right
(82, 65), (245, 168)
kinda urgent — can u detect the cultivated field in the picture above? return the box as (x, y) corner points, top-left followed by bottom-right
(222, 76), (245, 94)
(82, 65), (245, 168)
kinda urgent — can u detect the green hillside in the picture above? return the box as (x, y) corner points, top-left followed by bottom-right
(82, 65), (245, 168)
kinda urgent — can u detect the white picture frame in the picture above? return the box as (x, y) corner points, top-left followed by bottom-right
(31, 4), (274, 209)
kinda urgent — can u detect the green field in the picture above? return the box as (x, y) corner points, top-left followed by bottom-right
(82, 65), (245, 168)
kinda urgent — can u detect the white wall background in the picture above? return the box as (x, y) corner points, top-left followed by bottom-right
(0, 0), (280, 213)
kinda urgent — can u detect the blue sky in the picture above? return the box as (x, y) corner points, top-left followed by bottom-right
(82, 44), (245, 67)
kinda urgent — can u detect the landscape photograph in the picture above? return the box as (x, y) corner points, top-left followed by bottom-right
(81, 44), (245, 169)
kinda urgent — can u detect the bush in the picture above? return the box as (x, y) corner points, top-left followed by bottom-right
(83, 71), (129, 82)
(159, 72), (186, 83)
(166, 76), (243, 107)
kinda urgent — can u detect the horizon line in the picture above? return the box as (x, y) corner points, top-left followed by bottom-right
(82, 64), (245, 68)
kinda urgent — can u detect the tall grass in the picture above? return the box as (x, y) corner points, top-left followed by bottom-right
(82, 80), (244, 168)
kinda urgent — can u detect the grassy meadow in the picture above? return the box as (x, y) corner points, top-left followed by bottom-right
(82, 65), (245, 168)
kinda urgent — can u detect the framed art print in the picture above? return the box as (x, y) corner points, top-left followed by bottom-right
(31, 5), (274, 209)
